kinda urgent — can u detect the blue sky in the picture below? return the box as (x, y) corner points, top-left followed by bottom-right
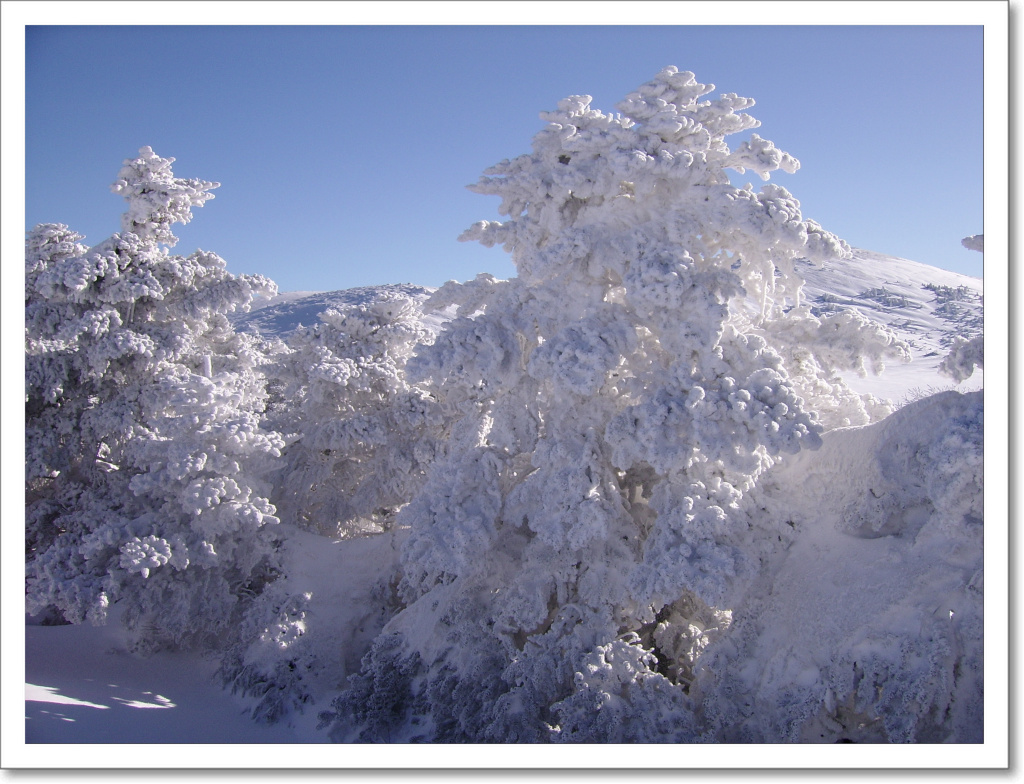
(20, 17), (987, 292)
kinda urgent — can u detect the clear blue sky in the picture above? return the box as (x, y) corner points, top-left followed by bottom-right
(22, 21), (985, 292)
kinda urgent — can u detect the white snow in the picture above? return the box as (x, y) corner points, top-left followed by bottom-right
(25, 608), (312, 744)
(21, 524), (400, 747)
(697, 389), (983, 743)
(239, 249), (984, 408)
(234, 283), (452, 338)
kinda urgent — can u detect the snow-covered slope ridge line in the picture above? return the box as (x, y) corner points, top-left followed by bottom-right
(237, 248), (982, 404)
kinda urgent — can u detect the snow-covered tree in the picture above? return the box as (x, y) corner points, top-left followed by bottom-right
(263, 289), (443, 538)
(321, 67), (909, 742)
(940, 334), (984, 383)
(961, 234), (984, 253)
(26, 147), (283, 652)
(216, 289), (446, 722)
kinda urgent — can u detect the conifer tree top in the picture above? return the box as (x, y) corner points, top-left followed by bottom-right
(111, 146), (219, 247)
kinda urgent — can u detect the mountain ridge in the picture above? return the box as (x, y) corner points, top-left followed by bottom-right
(234, 249), (983, 402)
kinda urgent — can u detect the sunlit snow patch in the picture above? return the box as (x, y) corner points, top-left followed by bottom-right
(25, 684), (109, 710)
(112, 692), (177, 709)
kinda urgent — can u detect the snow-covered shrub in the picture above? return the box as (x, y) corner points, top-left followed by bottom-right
(939, 335), (983, 383)
(217, 522), (407, 726)
(262, 290), (442, 537)
(320, 632), (424, 742)
(220, 584), (316, 724)
(25, 148), (283, 652)
(939, 234), (983, 383)
(322, 67), (909, 742)
(549, 633), (699, 743)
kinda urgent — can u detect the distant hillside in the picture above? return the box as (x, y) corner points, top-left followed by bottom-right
(235, 283), (438, 337)
(235, 250), (983, 404)
(798, 249), (982, 401)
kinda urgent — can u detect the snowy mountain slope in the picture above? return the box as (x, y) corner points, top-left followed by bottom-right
(797, 249), (983, 400)
(236, 250), (983, 403)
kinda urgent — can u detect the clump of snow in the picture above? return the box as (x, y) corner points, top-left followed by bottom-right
(961, 234), (984, 253)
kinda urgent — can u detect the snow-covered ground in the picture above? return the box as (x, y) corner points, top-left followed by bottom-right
(12, 248), (991, 763)
(25, 608), (314, 745)
(22, 526), (408, 746)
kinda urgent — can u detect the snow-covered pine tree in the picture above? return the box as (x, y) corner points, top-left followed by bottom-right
(321, 67), (909, 742)
(264, 290), (443, 538)
(216, 289), (446, 723)
(26, 147), (283, 652)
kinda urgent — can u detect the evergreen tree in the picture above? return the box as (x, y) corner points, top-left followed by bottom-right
(322, 67), (909, 742)
(265, 288), (442, 538)
(26, 148), (283, 652)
